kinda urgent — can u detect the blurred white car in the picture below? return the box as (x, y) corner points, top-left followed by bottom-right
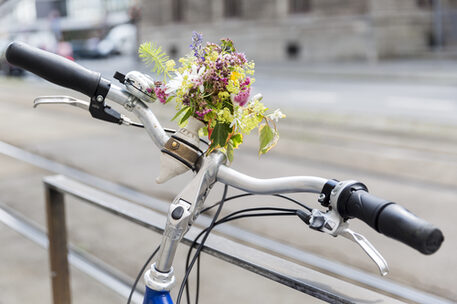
(71, 24), (137, 59)
(98, 24), (137, 56)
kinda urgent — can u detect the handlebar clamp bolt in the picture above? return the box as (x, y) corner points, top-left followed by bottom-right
(318, 193), (326, 204)
(96, 95), (104, 103)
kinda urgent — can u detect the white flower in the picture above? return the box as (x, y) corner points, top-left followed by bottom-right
(246, 93), (263, 107)
(190, 65), (206, 79)
(230, 107), (245, 132)
(166, 71), (185, 94)
(268, 109), (286, 122)
(165, 65), (206, 95)
(252, 93), (263, 102)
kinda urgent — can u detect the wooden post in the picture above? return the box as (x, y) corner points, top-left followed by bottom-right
(45, 186), (71, 304)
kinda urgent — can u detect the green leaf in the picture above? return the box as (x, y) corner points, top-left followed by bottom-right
(231, 133), (243, 149)
(209, 122), (231, 151)
(179, 107), (193, 125)
(222, 98), (234, 113)
(199, 126), (208, 137)
(220, 39), (235, 53)
(171, 106), (189, 122)
(226, 140), (234, 163)
(139, 42), (171, 78)
(165, 95), (174, 104)
(258, 123), (278, 155)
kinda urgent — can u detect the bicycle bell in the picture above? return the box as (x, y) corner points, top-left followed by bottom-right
(124, 71), (155, 103)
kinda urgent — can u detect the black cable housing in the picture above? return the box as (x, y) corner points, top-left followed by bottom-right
(184, 207), (300, 304)
(176, 185), (229, 304)
(126, 245), (161, 304)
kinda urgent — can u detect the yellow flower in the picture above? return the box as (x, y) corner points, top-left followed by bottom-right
(245, 61), (255, 75)
(230, 71), (241, 81)
(218, 91), (230, 101)
(209, 51), (218, 61)
(217, 108), (233, 124)
(165, 59), (176, 71)
(227, 79), (240, 94)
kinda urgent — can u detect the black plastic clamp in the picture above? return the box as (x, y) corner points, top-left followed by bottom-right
(89, 78), (122, 124)
(113, 71), (126, 84)
(319, 179), (339, 207)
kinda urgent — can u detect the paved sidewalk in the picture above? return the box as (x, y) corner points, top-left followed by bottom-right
(255, 58), (457, 85)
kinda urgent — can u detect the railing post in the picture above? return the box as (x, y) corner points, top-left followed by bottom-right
(45, 185), (71, 304)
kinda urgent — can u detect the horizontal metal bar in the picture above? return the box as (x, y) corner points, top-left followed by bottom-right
(0, 141), (452, 304)
(217, 165), (327, 194)
(43, 175), (410, 304)
(0, 202), (144, 304)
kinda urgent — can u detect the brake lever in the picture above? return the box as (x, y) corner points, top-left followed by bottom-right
(339, 227), (389, 276)
(306, 208), (389, 276)
(33, 95), (142, 127)
(33, 96), (89, 110)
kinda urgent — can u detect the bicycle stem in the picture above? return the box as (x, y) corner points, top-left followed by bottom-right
(144, 151), (226, 291)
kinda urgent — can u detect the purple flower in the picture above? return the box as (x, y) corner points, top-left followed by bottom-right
(153, 86), (168, 104)
(234, 87), (251, 107)
(236, 52), (247, 63)
(190, 31), (205, 58)
(195, 108), (212, 118)
(242, 77), (251, 87)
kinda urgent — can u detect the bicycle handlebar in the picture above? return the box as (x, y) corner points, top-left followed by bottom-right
(7, 42), (444, 256)
(6, 42), (170, 148)
(6, 42), (101, 97)
(337, 182), (444, 254)
(216, 166), (327, 194)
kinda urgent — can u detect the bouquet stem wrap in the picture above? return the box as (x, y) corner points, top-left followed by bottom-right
(157, 116), (205, 183)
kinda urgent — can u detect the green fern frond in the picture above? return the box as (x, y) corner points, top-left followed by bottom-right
(139, 42), (171, 78)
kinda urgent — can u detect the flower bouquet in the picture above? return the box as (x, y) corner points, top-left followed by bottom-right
(139, 32), (284, 182)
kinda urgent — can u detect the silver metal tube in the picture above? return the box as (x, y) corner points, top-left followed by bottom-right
(106, 83), (131, 106)
(106, 84), (169, 148)
(131, 102), (169, 147)
(155, 152), (226, 273)
(217, 165), (327, 194)
(156, 226), (181, 272)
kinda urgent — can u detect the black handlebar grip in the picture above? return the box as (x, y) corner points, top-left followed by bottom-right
(377, 204), (443, 255)
(5, 41), (101, 97)
(337, 183), (444, 255)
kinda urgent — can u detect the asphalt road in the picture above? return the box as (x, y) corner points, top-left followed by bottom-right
(255, 75), (457, 125)
(0, 60), (456, 304)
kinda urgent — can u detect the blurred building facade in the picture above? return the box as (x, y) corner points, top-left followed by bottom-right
(0, 0), (133, 36)
(139, 0), (457, 62)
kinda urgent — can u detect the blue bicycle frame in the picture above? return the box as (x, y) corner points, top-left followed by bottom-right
(143, 287), (173, 304)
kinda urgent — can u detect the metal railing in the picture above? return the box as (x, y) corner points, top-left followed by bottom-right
(42, 174), (406, 304)
(0, 142), (452, 304)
